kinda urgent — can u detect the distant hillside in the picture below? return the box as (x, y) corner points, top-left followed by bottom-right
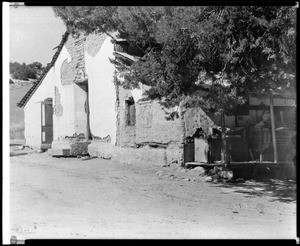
(10, 83), (33, 140)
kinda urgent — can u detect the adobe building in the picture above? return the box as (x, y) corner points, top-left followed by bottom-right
(17, 31), (296, 166)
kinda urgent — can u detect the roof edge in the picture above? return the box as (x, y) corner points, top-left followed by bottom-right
(17, 31), (69, 108)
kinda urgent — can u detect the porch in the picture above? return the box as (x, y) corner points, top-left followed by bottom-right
(185, 161), (296, 180)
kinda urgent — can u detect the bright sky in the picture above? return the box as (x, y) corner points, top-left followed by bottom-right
(9, 6), (66, 66)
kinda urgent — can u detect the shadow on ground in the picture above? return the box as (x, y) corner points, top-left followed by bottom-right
(216, 178), (296, 203)
(10, 152), (28, 157)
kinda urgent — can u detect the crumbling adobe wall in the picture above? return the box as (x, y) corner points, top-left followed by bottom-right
(73, 83), (88, 136)
(135, 100), (182, 145)
(61, 34), (86, 85)
(84, 33), (107, 57)
(61, 35), (78, 85)
(54, 86), (63, 117)
(88, 141), (181, 166)
(116, 86), (183, 159)
(184, 107), (217, 138)
(209, 113), (236, 129)
(117, 86), (136, 147)
(60, 58), (76, 86)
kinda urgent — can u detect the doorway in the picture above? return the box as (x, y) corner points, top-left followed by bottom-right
(41, 98), (53, 144)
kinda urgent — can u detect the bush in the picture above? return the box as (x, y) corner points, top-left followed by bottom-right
(10, 61), (44, 81)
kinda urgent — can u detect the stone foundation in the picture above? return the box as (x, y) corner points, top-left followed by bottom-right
(49, 139), (91, 157)
(88, 141), (182, 167)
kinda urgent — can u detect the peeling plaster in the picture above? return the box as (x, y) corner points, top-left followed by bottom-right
(184, 108), (217, 138)
(60, 58), (76, 85)
(84, 33), (107, 57)
(54, 86), (63, 117)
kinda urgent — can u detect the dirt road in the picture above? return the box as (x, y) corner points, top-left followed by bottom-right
(10, 147), (296, 239)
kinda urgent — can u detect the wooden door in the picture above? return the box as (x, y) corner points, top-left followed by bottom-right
(41, 98), (53, 144)
(184, 137), (195, 164)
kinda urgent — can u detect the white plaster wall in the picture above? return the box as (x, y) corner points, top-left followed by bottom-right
(24, 46), (75, 148)
(85, 37), (117, 145)
(24, 71), (55, 148)
(24, 100), (43, 148)
(131, 83), (143, 103)
(52, 47), (76, 140)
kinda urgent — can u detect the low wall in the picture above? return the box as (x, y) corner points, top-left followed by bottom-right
(50, 139), (91, 156)
(88, 141), (182, 167)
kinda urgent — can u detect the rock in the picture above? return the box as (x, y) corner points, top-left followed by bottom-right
(218, 170), (233, 180)
(156, 171), (164, 176)
(170, 163), (179, 168)
(204, 176), (213, 182)
(36, 149), (43, 153)
(210, 166), (221, 175)
(162, 163), (170, 167)
(211, 174), (219, 180)
(100, 155), (111, 160)
(182, 178), (189, 181)
(192, 166), (206, 175)
(226, 171), (233, 180)
(167, 174), (175, 178)
(18, 146), (25, 150)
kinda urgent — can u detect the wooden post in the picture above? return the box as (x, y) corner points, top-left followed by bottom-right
(85, 84), (92, 140)
(259, 125), (263, 162)
(179, 102), (186, 167)
(270, 95), (278, 163)
(220, 110), (229, 164)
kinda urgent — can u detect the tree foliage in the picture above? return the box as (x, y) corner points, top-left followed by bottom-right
(52, 6), (296, 115)
(10, 61), (45, 81)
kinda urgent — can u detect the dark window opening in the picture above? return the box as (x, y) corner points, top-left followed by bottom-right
(125, 97), (136, 126)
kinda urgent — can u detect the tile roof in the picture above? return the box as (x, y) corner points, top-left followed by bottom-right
(17, 31), (69, 107)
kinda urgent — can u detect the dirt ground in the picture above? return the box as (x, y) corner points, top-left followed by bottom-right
(10, 144), (296, 239)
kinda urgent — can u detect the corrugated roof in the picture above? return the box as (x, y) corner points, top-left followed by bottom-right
(17, 31), (69, 107)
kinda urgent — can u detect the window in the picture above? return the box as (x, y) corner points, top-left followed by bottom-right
(125, 97), (135, 126)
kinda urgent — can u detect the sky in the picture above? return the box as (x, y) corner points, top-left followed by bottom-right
(9, 6), (67, 66)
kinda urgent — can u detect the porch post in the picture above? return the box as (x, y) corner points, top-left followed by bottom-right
(220, 110), (229, 164)
(259, 125), (263, 162)
(179, 102), (186, 167)
(270, 95), (278, 163)
(86, 84), (92, 140)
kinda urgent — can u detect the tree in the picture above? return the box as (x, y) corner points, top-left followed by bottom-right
(53, 6), (296, 163)
(28, 61), (43, 70)
(10, 61), (45, 80)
